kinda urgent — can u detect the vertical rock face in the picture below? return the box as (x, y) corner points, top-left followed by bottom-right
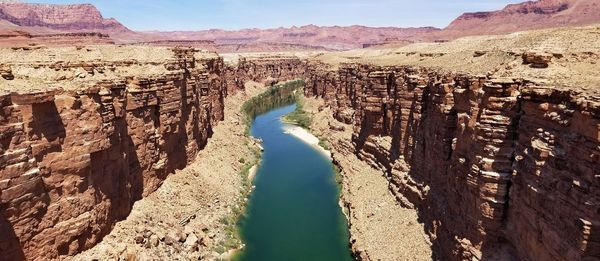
(305, 63), (600, 261)
(507, 88), (600, 260)
(0, 48), (227, 260)
(0, 48), (307, 260)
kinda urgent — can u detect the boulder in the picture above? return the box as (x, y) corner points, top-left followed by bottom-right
(522, 52), (553, 68)
(164, 229), (186, 245)
(183, 233), (199, 252)
(148, 235), (160, 248)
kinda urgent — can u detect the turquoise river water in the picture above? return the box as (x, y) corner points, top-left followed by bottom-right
(235, 104), (353, 261)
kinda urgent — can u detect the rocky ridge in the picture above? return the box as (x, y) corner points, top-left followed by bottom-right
(435, 0), (600, 39)
(2, 1), (600, 50)
(145, 25), (441, 51)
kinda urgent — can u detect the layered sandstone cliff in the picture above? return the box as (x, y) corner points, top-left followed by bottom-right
(0, 46), (227, 260)
(304, 63), (599, 260)
(302, 25), (600, 259)
(0, 46), (307, 260)
(223, 55), (307, 95)
(301, 24), (600, 261)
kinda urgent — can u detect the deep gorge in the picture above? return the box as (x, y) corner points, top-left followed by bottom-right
(0, 48), (598, 261)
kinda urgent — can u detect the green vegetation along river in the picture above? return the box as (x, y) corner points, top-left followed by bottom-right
(235, 104), (353, 261)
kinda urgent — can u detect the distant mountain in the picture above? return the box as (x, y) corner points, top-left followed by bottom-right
(432, 0), (600, 39)
(0, 0), (599, 49)
(0, 2), (439, 50)
(0, 2), (136, 46)
(144, 25), (441, 50)
(0, 3), (130, 32)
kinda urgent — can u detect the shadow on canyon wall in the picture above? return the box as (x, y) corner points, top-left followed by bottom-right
(0, 212), (26, 261)
(1, 85), (210, 259)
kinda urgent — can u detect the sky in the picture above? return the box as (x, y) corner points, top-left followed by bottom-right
(25, 0), (525, 31)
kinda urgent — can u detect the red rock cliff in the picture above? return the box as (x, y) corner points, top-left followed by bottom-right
(0, 48), (306, 260)
(305, 63), (600, 261)
(0, 48), (227, 260)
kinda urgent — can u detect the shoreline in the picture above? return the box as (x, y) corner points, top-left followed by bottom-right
(302, 97), (434, 260)
(281, 122), (333, 160)
(282, 116), (357, 257)
(248, 165), (258, 182)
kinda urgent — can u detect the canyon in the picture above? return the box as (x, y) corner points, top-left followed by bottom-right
(1, 22), (599, 260)
(0, 2), (599, 259)
(0, 46), (306, 260)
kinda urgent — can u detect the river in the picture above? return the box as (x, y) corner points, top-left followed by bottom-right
(235, 104), (353, 261)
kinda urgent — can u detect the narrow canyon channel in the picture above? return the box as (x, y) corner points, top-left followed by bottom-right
(235, 104), (354, 261)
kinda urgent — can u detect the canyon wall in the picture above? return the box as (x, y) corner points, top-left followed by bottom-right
(304, 63), (600, 261)
(0, 49), (306, 260)
(224, 56), (307, 94)
(1, 47), (597, 261)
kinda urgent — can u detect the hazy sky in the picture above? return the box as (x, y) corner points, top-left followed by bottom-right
(25, 0), (524, 31)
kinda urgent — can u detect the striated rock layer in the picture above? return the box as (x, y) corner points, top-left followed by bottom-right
(1, 40), (598, 260)
(304, 63), (600, 261)
(0, 47), (307, 260)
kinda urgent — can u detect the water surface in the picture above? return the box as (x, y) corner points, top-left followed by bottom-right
(236, 104), (353, 261)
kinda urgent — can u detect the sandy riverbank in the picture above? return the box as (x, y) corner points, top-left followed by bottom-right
(248, 165), (259, 182)
(282, 123), (332, 159)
